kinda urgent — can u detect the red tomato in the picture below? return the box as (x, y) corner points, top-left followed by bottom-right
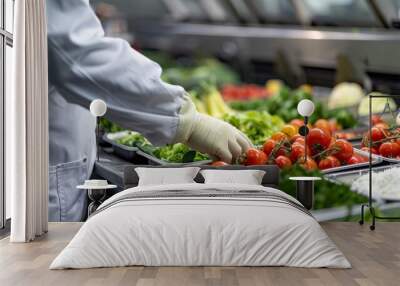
(332, 139), (354, 162)
(294, 137), (305, 145)
(299, 157), (318, 170)
(290, 119), (304, 128)
(290, 134), (303, 143)
(379, 142), (400, 158)
(347, 154), (366, 165)
(211, 161), (228, 166)
(290, 144), (306, 163)
(361, 147), (378, 155)
(263, 139), (276, 156)
(275, 156), (292, 169)
(245, 148), (268, 165)
(318, 156), (341, 170)
(314, 119), (331, 136)
(276, 145), (291, 157)
(369, 127), (385, 142)
(271, 132), (287, 142)
(306, 128), (331, 154)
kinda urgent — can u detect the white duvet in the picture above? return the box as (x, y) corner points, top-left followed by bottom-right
(50, 183), (350, 269)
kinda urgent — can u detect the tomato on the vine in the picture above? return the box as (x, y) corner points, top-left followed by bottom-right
(314, 119), (331, 136)
(245, 148), (268, 165)
(290, 144), (306, 163)
(262, 139), (276, 156)
(294, 137), (305, 145)
(318, 156), (341, 170)
(369, 127), (386, 142)
(298, 156), (318, 170)
(290, 134), (303, 143)
(332, 139), (353, 162)
(275, 156), (292, 169)
(379, 142), (400, 158)
(306, 128), (331, 154)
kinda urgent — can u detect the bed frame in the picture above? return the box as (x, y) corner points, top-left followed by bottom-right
(123, 165), (280, 189)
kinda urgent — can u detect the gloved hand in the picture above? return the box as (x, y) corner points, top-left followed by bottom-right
(173, 96), (253, 163)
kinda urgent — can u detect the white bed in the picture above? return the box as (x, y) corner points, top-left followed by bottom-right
(50, 183), (350, 269)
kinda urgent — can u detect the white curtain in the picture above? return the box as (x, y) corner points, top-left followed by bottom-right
(7, 0), (49, 242)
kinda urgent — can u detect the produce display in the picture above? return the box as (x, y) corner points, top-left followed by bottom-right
(229, 86), (357, 129)
(235, 121), (368, 171)
(361, 115), (400, 160)
(96, 51), (400, 221)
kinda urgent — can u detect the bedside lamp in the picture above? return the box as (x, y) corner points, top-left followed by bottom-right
(90, 99), (107, 161)
(290, 99), (318, 210)
(297, 99), (315, 163)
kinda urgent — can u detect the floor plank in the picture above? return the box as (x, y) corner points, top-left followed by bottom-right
(0, 222), (399, 286)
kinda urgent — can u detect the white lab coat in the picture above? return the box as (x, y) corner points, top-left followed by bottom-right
(47, 0), (185, 221)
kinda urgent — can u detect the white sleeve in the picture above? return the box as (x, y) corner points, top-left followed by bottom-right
(46, 0), (185, 145)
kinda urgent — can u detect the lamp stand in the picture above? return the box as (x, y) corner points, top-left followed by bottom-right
(96, 117), (100, 162)
(299, 116), (309, 163)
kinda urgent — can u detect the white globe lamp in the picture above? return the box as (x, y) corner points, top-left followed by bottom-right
(297, 99), (315, 117)
(297, 99), (315, 163)
(90, 99), (107, 117)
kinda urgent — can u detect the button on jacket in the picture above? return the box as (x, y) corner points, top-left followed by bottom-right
(47, 0), (185, 221)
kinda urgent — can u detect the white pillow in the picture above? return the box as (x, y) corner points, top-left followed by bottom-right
(135, 167), (200, 186)
(200, 169), (266, 185)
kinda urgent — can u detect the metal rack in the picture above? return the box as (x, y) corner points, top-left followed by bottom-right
(92, 0), (400, 91)
(359, 93), (400, 230)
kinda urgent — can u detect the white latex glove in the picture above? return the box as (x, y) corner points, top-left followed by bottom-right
(173, 96), (253, 163)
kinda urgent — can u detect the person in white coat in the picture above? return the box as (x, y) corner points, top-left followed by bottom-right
(46, 0), (252, 221)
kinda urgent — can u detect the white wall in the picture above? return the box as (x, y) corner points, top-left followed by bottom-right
(5, 44), (12, 219)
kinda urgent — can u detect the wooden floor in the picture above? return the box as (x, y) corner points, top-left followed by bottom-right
(0, 222), (399, 286)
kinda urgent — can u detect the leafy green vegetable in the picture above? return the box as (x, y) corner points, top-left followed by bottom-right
(229, 86), (357, 129)
(223, 111), (284, 145)
(115, 132), (209, 163)
(116, 131), (151, 148)
(99, 118), (124, 133)
(279, 165), (367, 211)
(153, 143), (209, 163)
